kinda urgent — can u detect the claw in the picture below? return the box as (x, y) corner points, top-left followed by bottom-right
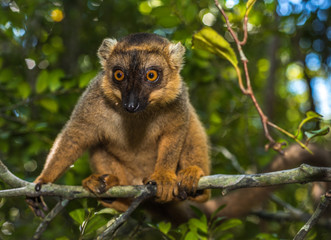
(178, 189), (188, 200)
(26, 196), (48, 218)
(35, 182), (42, 191)
(146, 180), (157, 186)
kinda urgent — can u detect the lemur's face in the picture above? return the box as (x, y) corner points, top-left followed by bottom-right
(98, 33), (185, 113)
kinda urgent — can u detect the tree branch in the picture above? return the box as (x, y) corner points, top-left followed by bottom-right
(0, 159), (29, 187)
(1, 159), (331, 238)
(294, 191), (331, 240)
(1, 158), (331, 200)
(97, 185), (155, 240)
(33, 199), (70, 240)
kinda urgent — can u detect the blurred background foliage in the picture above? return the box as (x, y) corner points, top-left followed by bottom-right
(0, 0), (330, 239)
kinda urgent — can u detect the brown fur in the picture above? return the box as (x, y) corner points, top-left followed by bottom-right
(30, 33), (330, 224)
(32, 33), (210, 214)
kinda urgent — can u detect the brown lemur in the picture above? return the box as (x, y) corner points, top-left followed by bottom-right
(28, 33), (211, 216)
(28, 33), (331, 222)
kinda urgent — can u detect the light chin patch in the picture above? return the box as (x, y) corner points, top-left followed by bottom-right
(149, 86), (181, 106)
(148, 75), (182, 105)
(148, 88), (165, 105)
(101, 76), (122, 104)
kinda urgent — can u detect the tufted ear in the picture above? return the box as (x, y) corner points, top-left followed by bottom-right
(168, 42), (186, 70)
(97, 38), (118, 68)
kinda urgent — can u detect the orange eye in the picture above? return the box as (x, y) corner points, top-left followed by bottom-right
(146, 70), (158, 82)
(113, 69), (125, 81)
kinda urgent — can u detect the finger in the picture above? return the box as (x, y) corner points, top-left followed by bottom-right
(27, 202), (44, 218)
(38, 197), (48, 211)
(173, 182), (179, 197)
(177, 181), (186, 200)
(97, 177), (106, 193)
(192, 178), (199, 195)
(26, 197), (37, 207)
(163, 184), (171, 202)
(178, 189), (187, 200)
(157, 182), (163, 200)
(35, 208), (45, 218)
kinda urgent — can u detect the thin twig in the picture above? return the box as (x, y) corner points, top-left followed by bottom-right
(252, 211), (331, 228)
(294, 191), (331, 240)
(213, 0), (312, 153)
(33, 199), (70, 240)
(213, 146), (245, 174)
(97, 185), (155, 240)
(214, 0), (277, 149)
(240, 14), (249, 45)
(268, 121), (313, 154)
(270, 194), (305, 218)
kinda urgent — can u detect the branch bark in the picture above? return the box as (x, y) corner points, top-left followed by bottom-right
(1, 158), (331, 200)
(97, 186), (154, 240)
(294, 191), (331, 240)
(33, 199), (70, 240)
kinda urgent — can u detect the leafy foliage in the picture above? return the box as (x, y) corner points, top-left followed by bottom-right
(0, 0), (330, 239)
(193, 27), (238, 68)
(150, 206), (243, 240)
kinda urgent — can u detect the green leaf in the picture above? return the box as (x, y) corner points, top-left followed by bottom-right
(18, 82), (31, 99)
(55, 237), (70, 240)
(152, 6), (172, 18)
(184, 231), (199, 240)
(256, 233), (279, 240)
(188, 218), (208, 234)
(69, 209), (86, 225)
(200, 214), (207, 225)
(210, 204), (226, 220)
(296, 111), (323, 136)
(139, 1), (152, 15)
(210, 216), (227, 232)
(39, 98), (59, 113)
(79, 71), (96, 88)
(192, 27), (238, 68)
(157, 15), (180, 28)
(305, 127), (330, 143)
(177, 223), (188, 236)
(36, 70), (49, 93)
(0, 69), (13, 83)
(49, 69), (64, 92)
(218, 219), (242, 231)
(246, 0), (257, 15)
(189, 205), (204, 218)
(183, 4), (198, 23)
(84, 215), (108, 236)
(95, 208), (118, 215)
(218, 233), (234, 240)
(158, 221), (171, 235)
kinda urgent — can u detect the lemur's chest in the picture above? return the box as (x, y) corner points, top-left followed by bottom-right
(100, 110), (163, 158)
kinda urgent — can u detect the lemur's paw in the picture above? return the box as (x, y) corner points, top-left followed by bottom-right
(82, 174), (119, 194)
(177, 166), (210, 202)
(144, 170), (178, 202)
